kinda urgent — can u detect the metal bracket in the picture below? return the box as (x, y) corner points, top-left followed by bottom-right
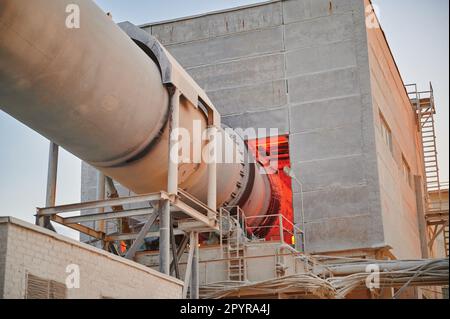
(118, 21), (220, 128)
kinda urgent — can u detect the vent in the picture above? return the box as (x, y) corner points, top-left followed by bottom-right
(26, 274), (67, 299)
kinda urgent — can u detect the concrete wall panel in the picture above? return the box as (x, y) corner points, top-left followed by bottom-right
(284, 12), (355, 51)
(149, 2), (283, 45)
(305, 214), (379, 253)
(296, 185), (370, 222)
(286, 39), (357, 77)
(283, 0), (358, 24)
(187, 53), (285, 91)
(163, 26), (284, 68)
(289, 95), (362, 133)
(290, 125), (363, 162)
(207, 80), (288, 116)
(222, 107), (290, 135)
(289, 67), (361, 104)
(293, 155), (366, 193)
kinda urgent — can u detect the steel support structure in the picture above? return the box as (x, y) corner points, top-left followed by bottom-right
(191, 232), (200, 299)
(97, 171), (106, 249)
(160, 87), (181, 275)
(170, 215), (181, 279)
(183, 232), (196, 299)
(125, 203), (161, 260)
(37, 142), (58, 231)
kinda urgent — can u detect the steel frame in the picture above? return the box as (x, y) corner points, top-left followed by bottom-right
(36, 190), (219, 243)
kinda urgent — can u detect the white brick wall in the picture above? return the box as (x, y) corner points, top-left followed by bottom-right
(0, 217), (182, 299)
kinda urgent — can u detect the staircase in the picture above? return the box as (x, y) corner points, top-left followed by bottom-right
(407, 83), (449, 257)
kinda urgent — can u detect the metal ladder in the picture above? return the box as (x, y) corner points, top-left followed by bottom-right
(226, 224), (246, 281)
(418, 91), (440, 195)
(407, 83), (449, 257)
(220, 207), (247, 282)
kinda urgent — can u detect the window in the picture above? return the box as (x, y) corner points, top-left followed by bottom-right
(380, 113), (393, 153)
(402, 156), (412, 187)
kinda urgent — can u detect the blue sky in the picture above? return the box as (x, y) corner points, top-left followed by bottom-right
(0, 0), (448, 239)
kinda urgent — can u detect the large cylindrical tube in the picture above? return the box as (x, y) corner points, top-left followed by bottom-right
(0, 0), (272, 221)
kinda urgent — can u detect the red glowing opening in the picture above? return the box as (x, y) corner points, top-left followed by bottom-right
(246, 135), (294, 245)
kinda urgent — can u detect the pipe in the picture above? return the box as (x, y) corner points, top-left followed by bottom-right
(322, 259), (449, 277)
(0, 0), (273, 228)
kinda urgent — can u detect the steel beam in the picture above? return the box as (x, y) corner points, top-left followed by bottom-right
(97, 171), (106, 233)
(64, 208), (155, 224)
(207, 127), (217, 218)
(45, 142), (59, 208)
(172, 198), (218, 231)
(191, 232), (200, 299)
(160, 88), (180, 276)
(125, 208), (160, 260)
(170, 215), (180, 279)
(177, 220), (216, 233)
(168, 88), (180, 195)
(106, 229), (184, 242)
(37, 192), (167, 216)
(38, 142), (59, 230)
(160, 199), (171, 275)
(178, 189), (217, 218)
(171, 235), (189, 275)
(51, 215), (104, 240)
(182, 232), (196, 299)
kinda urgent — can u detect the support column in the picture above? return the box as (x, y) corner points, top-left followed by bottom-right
(183, 232), (196, 299)
(160, 87), (180, 275)
(414, 175), (429, 258)
(38, 141), (58, 230)
(207, 126), (217, 215)
(97, 172), (106, 233)
(167, 87), (180, 195)
(279, 215), (285, 244)
(191, 232), (199, 299)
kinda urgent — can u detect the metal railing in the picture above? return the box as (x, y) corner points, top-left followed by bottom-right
(219, 206), (305, 253)
(245, 214), (304, 252)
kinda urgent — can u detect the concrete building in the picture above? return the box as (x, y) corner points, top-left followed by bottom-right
(1, 0), (448, 299)
(0, 217), (183, 299)
(81, 0), (441, 260)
